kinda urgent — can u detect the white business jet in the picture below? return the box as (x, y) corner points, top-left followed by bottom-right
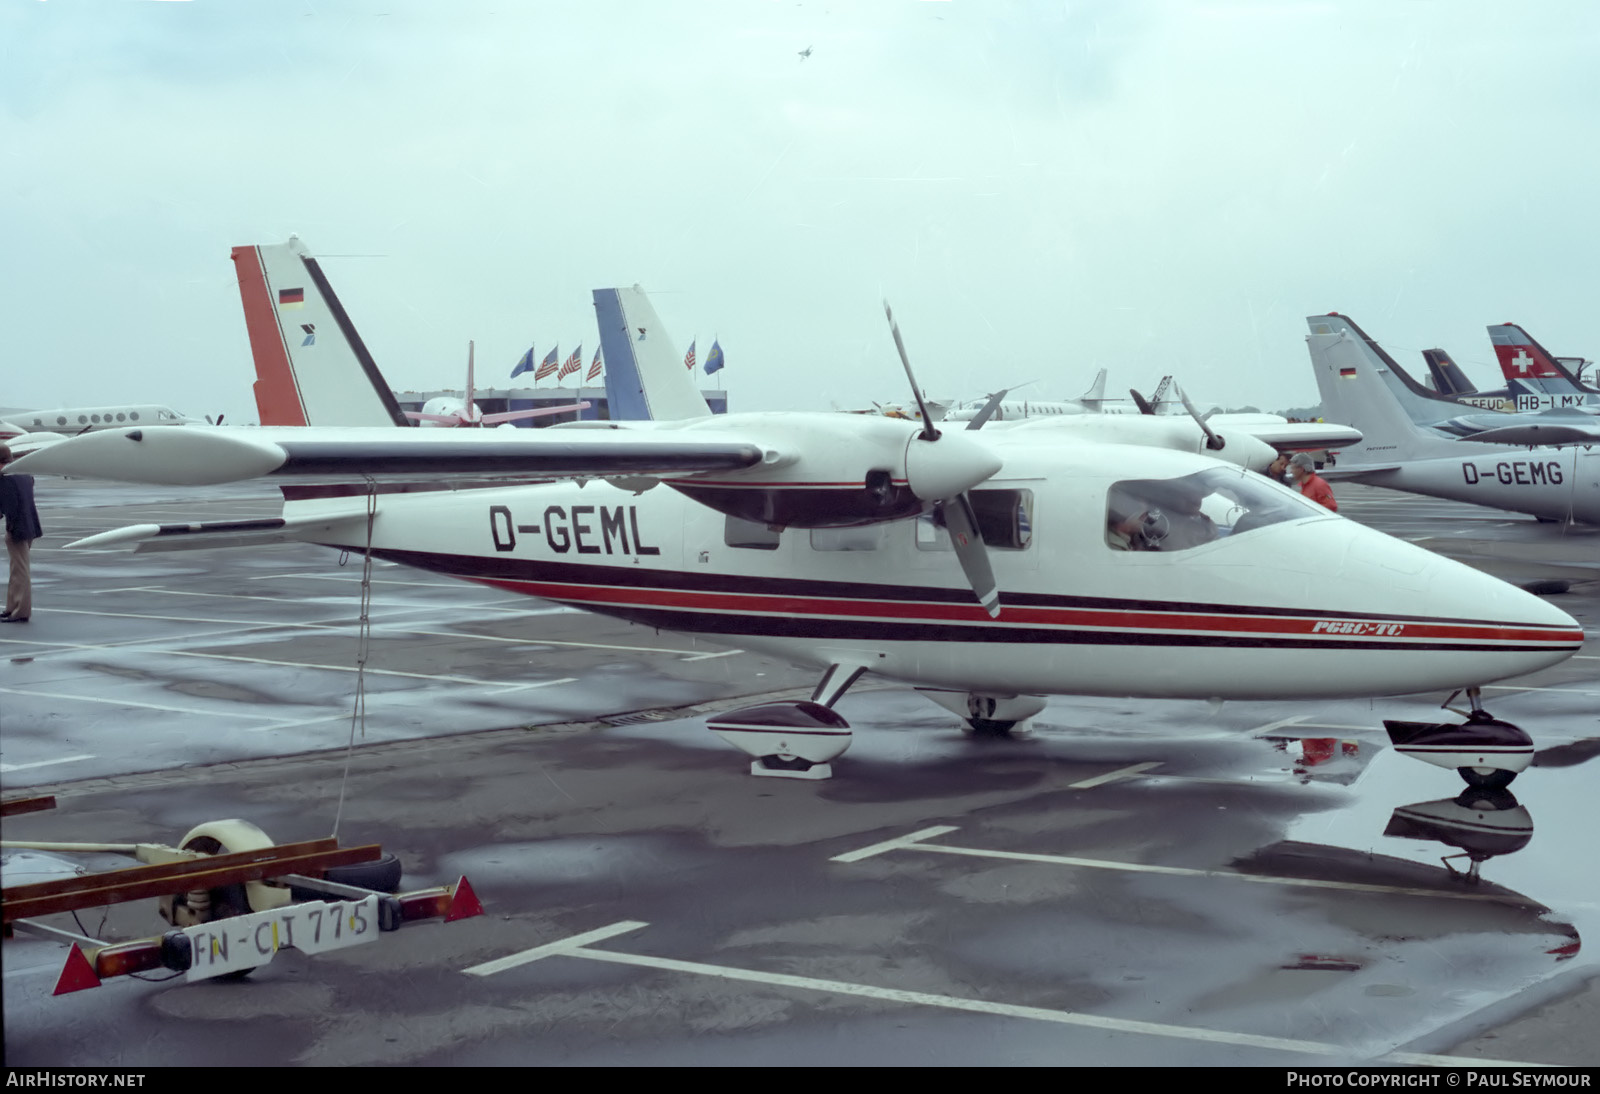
(12, 264), (1584, 788)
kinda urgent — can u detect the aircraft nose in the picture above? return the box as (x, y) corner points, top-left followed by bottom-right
(1409, 543), (1583, 680)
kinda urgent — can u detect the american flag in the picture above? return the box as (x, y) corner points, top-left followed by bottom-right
(533, 347), (560, 381)
(558, 345), (582, 380)
(586, 347), (603, 382)
(683, 340), (696, 371)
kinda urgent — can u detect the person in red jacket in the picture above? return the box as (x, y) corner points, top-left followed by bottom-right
(1288, 452), (1337, 512)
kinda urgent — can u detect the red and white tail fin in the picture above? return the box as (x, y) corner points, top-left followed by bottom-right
(1488, 322), (1565, 382)
(231, 237), (411, 427)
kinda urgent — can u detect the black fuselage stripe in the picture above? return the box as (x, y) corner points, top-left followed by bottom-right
(535, 602), (1574, 652)
(359, 546), (1577, 632)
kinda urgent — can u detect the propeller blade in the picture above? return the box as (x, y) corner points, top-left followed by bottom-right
(1175, 384), (1225, 450)
(1129, 388), (1155, 415)
(965, 388), (1010, 431)
(215, 414), (224, 427)
(939, 495), (1000, 618)
(883, 301), (938, 441)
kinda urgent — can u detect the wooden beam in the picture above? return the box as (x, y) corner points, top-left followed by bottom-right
(2, 842), (383, 923)
(1, 795), (57, 818)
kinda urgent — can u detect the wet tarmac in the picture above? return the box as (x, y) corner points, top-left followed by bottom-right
(2, 481), (1597, 1067)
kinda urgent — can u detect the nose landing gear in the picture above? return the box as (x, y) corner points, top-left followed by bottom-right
(1384, 688), (1534, 789)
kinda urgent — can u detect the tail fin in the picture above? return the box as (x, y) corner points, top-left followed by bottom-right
(1422, 349), (1477, 396)
(231, 237), (410, 427)
(1487, 322), (1597, 396)
(592, 286), (712, 421)
(1305, 314), (1460, 463)
(1076, 368), (1109, 408)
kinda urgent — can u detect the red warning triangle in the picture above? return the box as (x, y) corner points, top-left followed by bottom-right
(53, 943), (102, 995)
(445, 875), (484, 922)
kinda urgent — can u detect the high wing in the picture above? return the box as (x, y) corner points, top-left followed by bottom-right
(11, 423), (765, 486)
(1209, 417), (1363, 453)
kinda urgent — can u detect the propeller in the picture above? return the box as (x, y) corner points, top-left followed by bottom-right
(964, 388), (1011, 431)
(1174, 383), (1225, 451)
(884, 301), (1001, 618)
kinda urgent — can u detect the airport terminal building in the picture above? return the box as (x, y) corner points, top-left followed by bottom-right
(393, 385), (728, 424)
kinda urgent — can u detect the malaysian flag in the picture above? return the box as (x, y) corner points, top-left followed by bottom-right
(683, 340), (696, 371)
(586, 347), (603, 382)
(533, 347), (560, 381)
(558, 344), (582, 380)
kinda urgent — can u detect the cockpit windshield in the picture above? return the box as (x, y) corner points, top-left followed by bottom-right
(1106, 467), (1327, 552)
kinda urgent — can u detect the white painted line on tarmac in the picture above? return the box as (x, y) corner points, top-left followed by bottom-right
(251, 573), (479, 589)
(464, 920), (649, 975)
(679, 649), (743, 662)
(1068, 761), (1162, 789)
(468, 920), (1535, 1066)
(385, 628), (694, 657)
(0, 755), (96, 773)
(1484, 684), (1600, 696)
(0, 687), (284, 721)
(830, 825), (960, 864)
(132, 649), (576, 687)
(842, 827), (1541, 904)
(1247, 714), (1309, 735)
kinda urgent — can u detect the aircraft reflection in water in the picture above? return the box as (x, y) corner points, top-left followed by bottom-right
(1385, 788), (1533, 884)
(13, 242), (1586, 789)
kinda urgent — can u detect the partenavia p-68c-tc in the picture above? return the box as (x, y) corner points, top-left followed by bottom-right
(12, 242), (1584, 786)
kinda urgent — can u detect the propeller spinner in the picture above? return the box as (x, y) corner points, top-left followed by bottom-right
(884, 301), (1002, 618)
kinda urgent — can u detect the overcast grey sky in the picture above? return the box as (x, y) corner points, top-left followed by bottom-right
(4, 1), (1596, 421)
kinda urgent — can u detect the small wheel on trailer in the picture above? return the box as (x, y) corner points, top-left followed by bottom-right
(159, 820), (289, 980)
(322, 852), (403, 894)
(1457, 766), (1516, 790)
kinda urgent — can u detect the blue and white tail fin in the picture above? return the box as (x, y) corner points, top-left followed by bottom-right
(1306, 314), (1464, 464)
(231, 237), (410, 427)
(592, 286), (712, 422)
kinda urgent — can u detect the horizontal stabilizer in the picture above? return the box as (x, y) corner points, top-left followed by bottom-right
(1462, 423), (1600, 447)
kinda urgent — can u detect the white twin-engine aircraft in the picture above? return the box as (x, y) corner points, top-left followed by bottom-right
(13, 254), (1584, 786)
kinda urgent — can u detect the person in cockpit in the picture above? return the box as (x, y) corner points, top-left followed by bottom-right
(1109, 481), (1218, 551)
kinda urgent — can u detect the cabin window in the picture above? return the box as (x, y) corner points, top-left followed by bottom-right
(116, 413), (126, 422)
(810, 524), (884, 552)
(1106, 468), (1325, 552)
(129, 412), (140, 421)
(916, 489), (1034, 551)
(725, 516), (781, 550)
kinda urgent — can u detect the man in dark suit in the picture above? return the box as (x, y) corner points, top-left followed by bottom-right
(0, 443), (44, 623)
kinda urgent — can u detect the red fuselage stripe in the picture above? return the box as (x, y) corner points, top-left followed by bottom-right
(474, 577), (1582, 645)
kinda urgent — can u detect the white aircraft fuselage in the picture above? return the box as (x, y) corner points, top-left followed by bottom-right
(274, 436), (1580, 702)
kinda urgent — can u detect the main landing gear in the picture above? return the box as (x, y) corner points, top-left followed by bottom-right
(705, 663), (868, 780)
(1383, 687), (1534, 789)
(704, 663), (1051, 779)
